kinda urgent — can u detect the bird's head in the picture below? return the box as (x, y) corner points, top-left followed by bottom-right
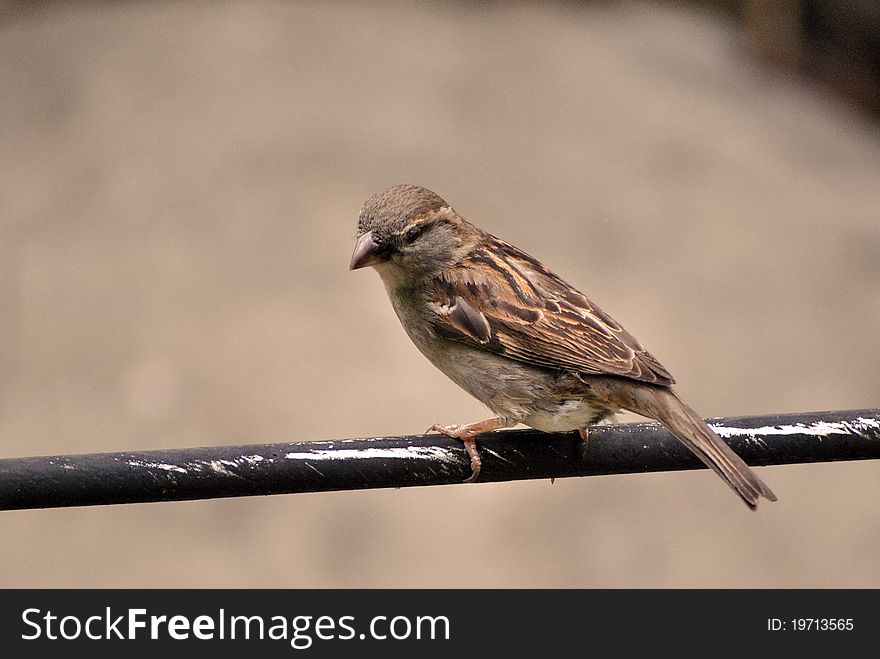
(350, 184), (478, 285)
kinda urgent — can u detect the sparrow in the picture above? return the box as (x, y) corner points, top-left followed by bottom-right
(349, 184), (776, 508)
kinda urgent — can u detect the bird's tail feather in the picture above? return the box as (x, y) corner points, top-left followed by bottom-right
(599, 381), (777, 509)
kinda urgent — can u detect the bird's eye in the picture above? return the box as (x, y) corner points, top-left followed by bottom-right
(404, 225), (424, 244)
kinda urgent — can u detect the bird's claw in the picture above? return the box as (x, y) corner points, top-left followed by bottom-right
(461, 437), (481, 483)
(426, 423), (462, 437)
(578, 427), (590, 460)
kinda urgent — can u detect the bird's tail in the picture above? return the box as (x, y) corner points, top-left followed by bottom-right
(598, 380), (777, 509)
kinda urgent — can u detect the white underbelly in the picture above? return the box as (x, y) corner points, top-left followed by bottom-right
(523, 398), (603, 433)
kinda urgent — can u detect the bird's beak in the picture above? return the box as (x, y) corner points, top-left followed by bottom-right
(349, 230), (382, 270)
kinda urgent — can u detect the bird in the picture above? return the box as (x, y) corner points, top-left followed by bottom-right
(349, 184), (776, 508)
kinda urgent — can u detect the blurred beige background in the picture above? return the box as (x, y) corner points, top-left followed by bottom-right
(1, 0), (879, 587)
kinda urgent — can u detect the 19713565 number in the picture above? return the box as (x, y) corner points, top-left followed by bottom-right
(768, 618), (854, 631)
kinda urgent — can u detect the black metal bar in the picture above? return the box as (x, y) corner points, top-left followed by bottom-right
(1, 409), (878, 511)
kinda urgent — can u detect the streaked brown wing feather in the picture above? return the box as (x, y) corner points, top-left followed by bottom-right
(429, 234), (675, 386)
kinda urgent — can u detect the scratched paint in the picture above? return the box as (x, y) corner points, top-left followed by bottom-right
(482, 448), (515, 465)
(201, 460), (238, 477)
(855, 417), (880, 430)
(710, 418), (880, 439)
(126, 454), (273, 476)
(284, 446), (459, 463)
(126, 459), (188, 473)
(238, 454), (268, 465)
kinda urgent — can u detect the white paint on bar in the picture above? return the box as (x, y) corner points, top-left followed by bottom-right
(710, 417), (879, 439)
(204, 459), (237, 477)
(126, 459), (188, 473)
(284, 445), (459, 463)
(856, 417), (880, 430)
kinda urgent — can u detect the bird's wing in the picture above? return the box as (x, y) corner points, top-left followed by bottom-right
(428, 234), (675, 385)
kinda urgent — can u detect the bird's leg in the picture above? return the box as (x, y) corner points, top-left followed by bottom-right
(578, 427), (590, 459)
(426, 418), (506, 483)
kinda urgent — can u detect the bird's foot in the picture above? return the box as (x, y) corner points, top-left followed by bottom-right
(578, 427), (590, 460)
(426, 418), (505, 482)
